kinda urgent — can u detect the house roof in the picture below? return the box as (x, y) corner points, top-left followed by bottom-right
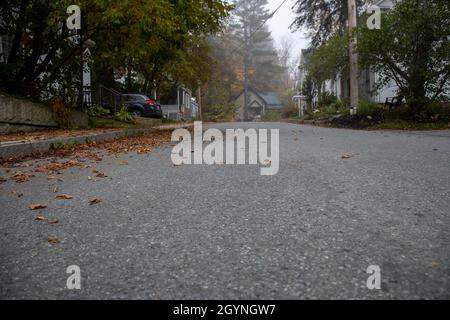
(259, 92), (282, 107)
(235, 88), (283, 109)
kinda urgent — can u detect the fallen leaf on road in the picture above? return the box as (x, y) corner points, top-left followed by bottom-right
(11, 172), (35, 183)
(87, 176), (92, 180)
(47, 236), (60, 244)
(95, 171), (107, 178)
(29, 203), (47, 210)
(35, 215), (46, 221)
(0, 176), (7, 184)
(53, 186), (58, 193)
(56, 194), (73, 200)
(47, 218), (59, 224)
(89, 198), (102, 205)
(34, 166), (48, 173)
(11, 190), (24, 198)
(341, 154), (352, 159)
(118, 160), (129, 165)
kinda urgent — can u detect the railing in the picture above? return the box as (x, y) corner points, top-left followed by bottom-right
(97, 85), (123, 113)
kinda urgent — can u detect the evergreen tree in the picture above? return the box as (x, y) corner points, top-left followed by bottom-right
(229, 0), (283, 92)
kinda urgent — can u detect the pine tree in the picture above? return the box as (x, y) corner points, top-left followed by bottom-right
(229, 0), (283, 92)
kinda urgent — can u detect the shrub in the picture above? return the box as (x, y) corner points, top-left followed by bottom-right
(262, 110), (281, 121)
(114, 105), (135, 123)
(358, 100), (379, 117)
(334, 99), (348, 113)
(282, 103), (298, 118)
(417, 101), (450, 122)
(86, 104), (109, 117)
(318, 91), (337, 107)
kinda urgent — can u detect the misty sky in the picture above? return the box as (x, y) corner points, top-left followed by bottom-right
(266, 0), (309, 60)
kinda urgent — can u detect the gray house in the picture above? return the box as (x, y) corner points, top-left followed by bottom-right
(235, 88), (283, 121)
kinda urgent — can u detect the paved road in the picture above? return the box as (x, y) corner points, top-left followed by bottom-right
(1, 123), (449, 299)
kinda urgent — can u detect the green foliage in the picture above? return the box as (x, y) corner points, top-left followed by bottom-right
(262, 111), (281, 122)
(114, 106), (135, 123)
(86, 104), (109, 118)
(229, 0), (284, 93)
(334, 99), (348, 113)
(307, 34), (349, 85)
(89, 116), (135, 128)
(53, 141), (77, 150)
(292, 0), (364, 47)
(358, 0), (450, 113)
(0, 0), (232, 99)
(318, 91), (337, 107)
(358, 100), (379, 117)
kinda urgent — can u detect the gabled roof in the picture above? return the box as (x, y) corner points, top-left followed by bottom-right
(235, 87), (283, 109)
(259, 92), (282, 106)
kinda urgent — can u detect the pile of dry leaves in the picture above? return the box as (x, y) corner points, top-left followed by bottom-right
(0, 130), (172, 183)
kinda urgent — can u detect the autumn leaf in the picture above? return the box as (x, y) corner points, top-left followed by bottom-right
(56, 194), (73, 200)
(11, 172), (35, 183)
(11, 190), (24, 198)
(29, 203), (47, 210)
(35, 215), (46, 221)
(47, 218), (59, 224)
(0, 176), (7, 184)
(53, 186), (58, 193)
(95, 171), (107, 178)
(47, 236), (60, 244)
(118, 160), (129, 165)
(89, 198), (102, 205)
(341, 154), (352, 159)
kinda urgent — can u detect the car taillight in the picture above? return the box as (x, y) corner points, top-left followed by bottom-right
(145, 100), (155, 105)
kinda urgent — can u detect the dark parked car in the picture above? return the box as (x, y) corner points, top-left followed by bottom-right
(122, 94), (162, 118)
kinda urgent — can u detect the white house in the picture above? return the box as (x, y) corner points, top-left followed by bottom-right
(298, 0), (399, 105)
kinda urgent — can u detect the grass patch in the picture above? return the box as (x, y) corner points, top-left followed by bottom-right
(89, 116), (137, 128)
(161, 118), (178, 124)
(370, 120), (450, 130)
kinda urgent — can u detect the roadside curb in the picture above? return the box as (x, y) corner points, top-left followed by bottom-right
(0, 123), (192, 161)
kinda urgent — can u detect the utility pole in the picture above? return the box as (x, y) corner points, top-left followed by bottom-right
(348, 0), (359, 115)
(243, 0), (249, 121)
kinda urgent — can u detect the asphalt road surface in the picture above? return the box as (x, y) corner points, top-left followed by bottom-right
(1, 122), (449, 299)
